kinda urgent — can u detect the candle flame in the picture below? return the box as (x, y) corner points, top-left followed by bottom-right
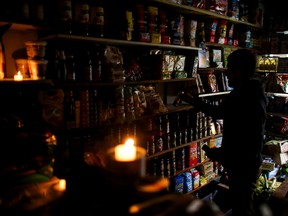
(125, 138), (135, 147)
(114, 138), (136, 162)
(14, 71), (23, 81)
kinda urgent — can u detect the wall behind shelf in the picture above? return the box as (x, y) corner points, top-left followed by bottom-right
(3, 29), (38, 78)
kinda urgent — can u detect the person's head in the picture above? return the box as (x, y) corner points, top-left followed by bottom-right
(225, 49), (256, 88)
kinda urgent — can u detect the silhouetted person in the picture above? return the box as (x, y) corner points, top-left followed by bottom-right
(193, 49), (268, 216)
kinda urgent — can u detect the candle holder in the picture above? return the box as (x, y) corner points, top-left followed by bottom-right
(105, 145), (146, 190)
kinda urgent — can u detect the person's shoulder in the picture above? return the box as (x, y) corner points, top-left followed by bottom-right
(242, 78), (265, 95)
(248, 78), (264, 88)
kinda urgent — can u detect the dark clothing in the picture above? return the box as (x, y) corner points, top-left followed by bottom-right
(198, 78), (268, 216)
(217, 78), (267, 169)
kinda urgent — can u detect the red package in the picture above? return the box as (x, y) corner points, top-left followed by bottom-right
(208, 0), (228, 16)
(189, 142), (198, 167)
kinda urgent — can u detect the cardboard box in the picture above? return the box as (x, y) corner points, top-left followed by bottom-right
(273, 152), (288, 165)
(216, 136), (222, 148)
(264, 140), (288, 153)
(209, 137), (217, 148)
(198, 140), (207, 163)
(261, 160), (276, 171)
(189, 142), (198, 167)
(199, 161), (214, 176)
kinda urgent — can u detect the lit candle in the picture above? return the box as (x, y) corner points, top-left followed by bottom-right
(14, 71), (23, 81)
(55, 179), (66, 192)
(115, 138), (136, 162)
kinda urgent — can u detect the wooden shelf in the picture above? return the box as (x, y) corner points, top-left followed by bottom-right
(57, 104), (196, 138)
(151, 0), (261, 28)
(266, 92), (288, 97)
(198, 67), (227, 71)
(171, 159), (211, 177)
(267, 112), (288, 118)
(0, 79), (54, 89)
(265, 132), (288, 139)
(41, 34), (202, 51)
(54, 78), (196, 89)
(147, 133), (223, 160)
(198, 91), (230, 97)
(186, 176), (220, 194)
(0, 21), (48, 31)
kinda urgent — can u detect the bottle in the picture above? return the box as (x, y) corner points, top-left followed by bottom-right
(30, 0), (45, 22)
(73, 0), (90, 36)
(56, 0), (73, 34)
(19, 0), (30, 22)
(124, 86), (135, 122)
(79, 50), (93, 81)
(66, 54), (76, 81)
(165, 158), (171, 178)
(0, 37), (6, 79)
(89, 0), (104, 37)
(125, 9), (134, 41)
(57, 50), (67, 81)
(89, 89), (98, 128)
(92, 49), (102, 81)
(155, 116), (163, 152)
(0, 23), (10, 79)
(65, 90), (76, 129)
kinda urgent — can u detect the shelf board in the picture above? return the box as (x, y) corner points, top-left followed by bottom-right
(0, 21), (47, 31)
(0, 78), (195, 89)
(151, 0), (261, 28)
(0, 78), (54, 87)
(267, 112), (288, 118)
(265, 132), (288, 139)
(266, 92), (288, 97)
(147, 133), (223, 160)
(256, 70), (277, 73)
(54, 78), (196, 88)
(198, 67), (227, 71)
(172, 158), (211, 176)
(186, 176), (220, 194)
(261, 54), (288, 58)
(57, 104), (196, 138)
(41, 34), (202, 50)
(204, 42), (240, 48)
(198, 91), (230, 97)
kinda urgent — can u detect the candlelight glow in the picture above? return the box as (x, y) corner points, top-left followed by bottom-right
(55, 179), (66, 192)
(115, 138), (136, 162)
(59, 179), (66, 190)
(0, 71), (4, 79)
(14, 71), (23, 81)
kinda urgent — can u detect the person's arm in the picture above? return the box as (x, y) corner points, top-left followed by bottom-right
(183, 93), (225, 119)
(202, 144), (226, 166)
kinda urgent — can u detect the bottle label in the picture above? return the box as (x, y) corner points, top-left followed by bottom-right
(58, 0), (72, 21)
(83, 65), (92, 81)
(90, 7), (104, 26)
(74, 4), (89, 23)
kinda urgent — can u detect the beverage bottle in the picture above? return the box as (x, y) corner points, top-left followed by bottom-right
(30, 0), (45, 22)
(89, 0), (104, 37)
(92, 49), (102, 81)
(56, 0), (73, 34)
(65, 90), (76, 129)
(73, 0), (90, 36)
(66, 54), (76, 81)
(0, 23), (11, 79)
(57, 50), (67, 81)
(79, 50), (93, 81)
